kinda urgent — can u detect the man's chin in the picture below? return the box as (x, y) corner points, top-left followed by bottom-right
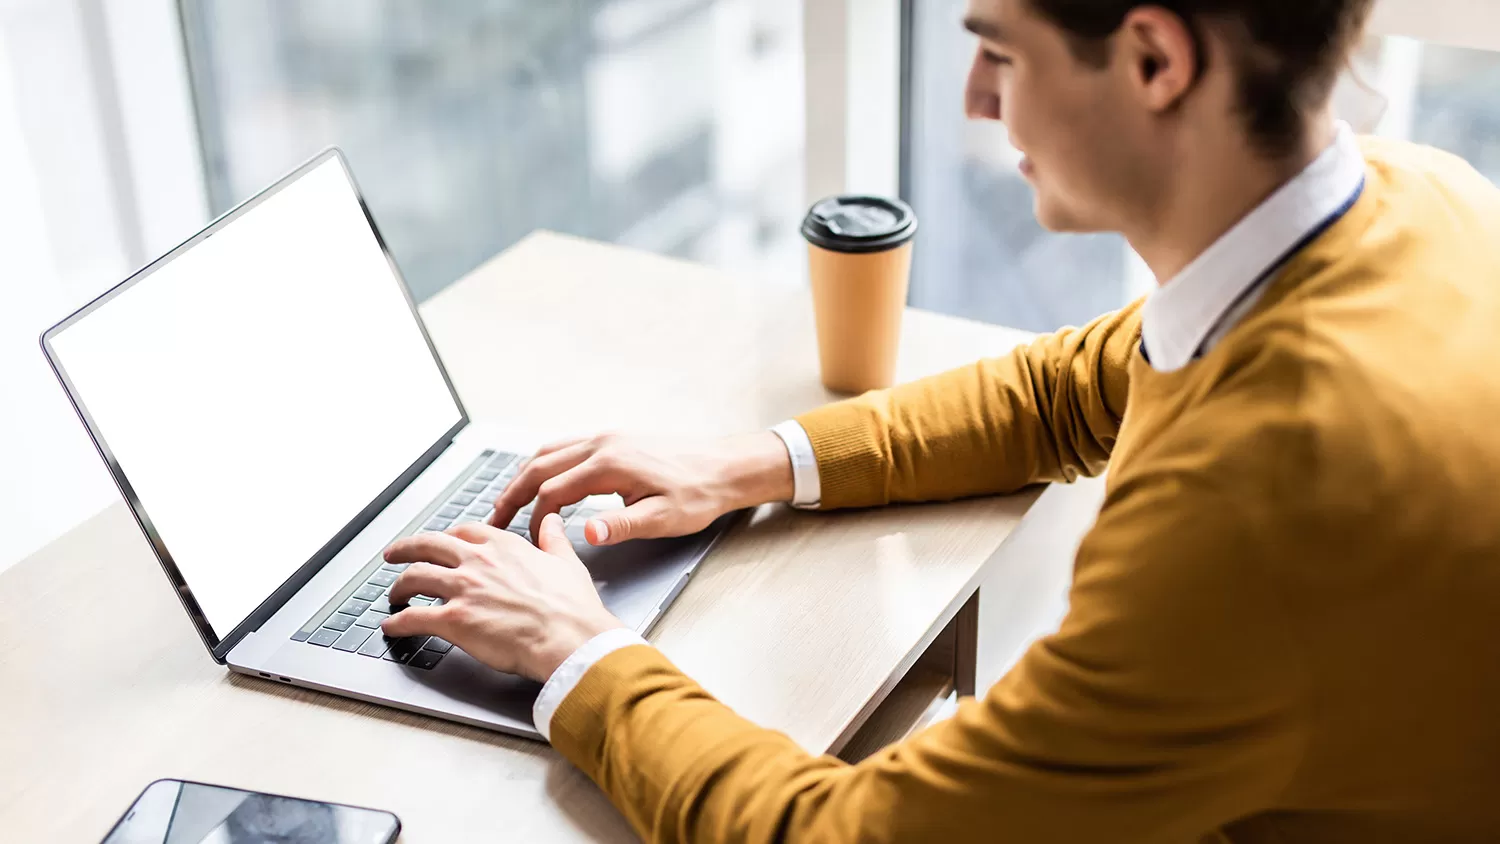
(1032, 194), (1099, 234)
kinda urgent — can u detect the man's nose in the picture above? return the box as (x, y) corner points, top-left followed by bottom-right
(963, 52), (1001, 120)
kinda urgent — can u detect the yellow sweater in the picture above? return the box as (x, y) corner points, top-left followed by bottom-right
(552, 138), (1500, 842)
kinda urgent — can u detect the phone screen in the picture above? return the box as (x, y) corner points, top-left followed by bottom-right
(102, 779), (400, 844)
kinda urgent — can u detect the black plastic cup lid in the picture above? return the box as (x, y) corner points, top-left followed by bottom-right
(801, 195), (918, 254)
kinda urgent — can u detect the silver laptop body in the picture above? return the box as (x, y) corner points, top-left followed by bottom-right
(41, 149), (732, 741)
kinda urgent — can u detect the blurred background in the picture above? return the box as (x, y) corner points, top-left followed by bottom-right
(3, 0), (1498, 568)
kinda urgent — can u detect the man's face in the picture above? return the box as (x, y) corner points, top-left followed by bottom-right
(963, 0), (1158, 233)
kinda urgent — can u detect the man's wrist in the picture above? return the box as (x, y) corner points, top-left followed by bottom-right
(529, 612), (627, 682)
(718, 431), (796, 510)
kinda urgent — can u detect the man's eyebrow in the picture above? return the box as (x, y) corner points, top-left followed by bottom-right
(963, 16), (1008, 42)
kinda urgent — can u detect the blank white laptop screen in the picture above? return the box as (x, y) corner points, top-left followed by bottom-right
(48, 157), (462, 640)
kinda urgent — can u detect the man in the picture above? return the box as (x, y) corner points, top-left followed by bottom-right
(380, 0), (1500, 840)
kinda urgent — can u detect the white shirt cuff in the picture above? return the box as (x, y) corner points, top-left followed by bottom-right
(770, 420), (821, 510)
(532, 627), (649, 742)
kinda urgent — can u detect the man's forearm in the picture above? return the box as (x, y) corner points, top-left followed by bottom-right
(791, 301), (1143, 510)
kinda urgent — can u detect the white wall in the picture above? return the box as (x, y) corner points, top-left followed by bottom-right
(0, 18), (118, 571)
(0, 0), (204, 573)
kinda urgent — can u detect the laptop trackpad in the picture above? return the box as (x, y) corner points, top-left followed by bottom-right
(403, 646), (541, 725)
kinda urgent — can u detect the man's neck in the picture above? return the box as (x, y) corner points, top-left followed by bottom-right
(1128, 116), (1339, 285)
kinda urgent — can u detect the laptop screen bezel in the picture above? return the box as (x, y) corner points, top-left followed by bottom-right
(39, 147), (470, 662)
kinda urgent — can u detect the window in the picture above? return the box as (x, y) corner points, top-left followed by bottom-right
(179, 0), (808, 301)
(901, 0), (1500, 332)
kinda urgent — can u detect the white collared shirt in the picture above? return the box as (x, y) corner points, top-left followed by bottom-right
(532, 123), (1369, 741)
(1142, 122), (1367, 371)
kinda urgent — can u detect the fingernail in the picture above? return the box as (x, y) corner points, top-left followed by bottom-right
(590, 519), (609, 544)
(545, 513), (564, 531)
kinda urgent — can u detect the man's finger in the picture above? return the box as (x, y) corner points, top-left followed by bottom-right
(587, 497), (673, 546)
(531, 436), (588, 459)
(380, 604), (451, 639)
(535, 513), (580, 561)
(529, 459), (620, 538)
(385, 532), (469, 568)
(447, 521), (505, 545)
(490, 442), (593, 528)
(389, 562), (459, 606)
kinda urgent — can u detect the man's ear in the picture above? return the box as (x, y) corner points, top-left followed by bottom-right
(1116, 6), (1199, 112)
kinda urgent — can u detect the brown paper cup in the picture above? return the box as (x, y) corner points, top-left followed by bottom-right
(806, 241), (913, 393)
(801, 195), (918, 394)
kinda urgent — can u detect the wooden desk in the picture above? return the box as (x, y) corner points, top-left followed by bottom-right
(0, 232), (1081, 842)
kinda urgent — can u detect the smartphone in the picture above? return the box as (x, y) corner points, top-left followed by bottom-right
(100, 778), (400, 844)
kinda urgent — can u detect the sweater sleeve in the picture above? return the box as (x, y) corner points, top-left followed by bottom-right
(548, 457), (1309, 844)
(793, 300), (1142, 510)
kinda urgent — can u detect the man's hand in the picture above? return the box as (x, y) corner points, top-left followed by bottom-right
(381, 517), (623, 682)
(489, 432), (796, 545)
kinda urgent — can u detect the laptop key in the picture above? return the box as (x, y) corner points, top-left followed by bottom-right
(333, 626), (375, 652)
(382, 636), (428, 663)
(358, 633), (391, 658)
(367, 570), (397, 588)
(476, 470), (499, 482)
(565, 520), (589, 545)
(422, 519), (451, 532)
(340, 598), (372, 617)
(409, 649), (444, 670)
(450, 492), (477, 507)
(323, 612), (358, 632)
(461, 481), (486, 494)
(355, 610), (388, 628)
(352, 584), (383, 602)
(423, 637), (454, 654)
(379, 562), (408, 573)
(370, 596), (392, 614)
(308, 628), (342, 647)
(437, 506), (463, 519)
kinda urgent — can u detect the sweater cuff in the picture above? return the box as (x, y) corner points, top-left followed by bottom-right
(549, 643), (677, 777)
(794, 399), (889, 510)
(532, 627), (648, 742)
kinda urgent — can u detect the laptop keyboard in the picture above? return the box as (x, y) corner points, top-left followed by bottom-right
(290, 449), (620, 669)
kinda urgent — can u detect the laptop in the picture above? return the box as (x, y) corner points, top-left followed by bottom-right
(40, 148), (734, 740)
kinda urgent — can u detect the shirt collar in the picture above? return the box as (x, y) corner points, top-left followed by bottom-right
(1141, 122), (1367, 372)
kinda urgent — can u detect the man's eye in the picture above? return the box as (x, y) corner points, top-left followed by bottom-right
(982, 50), (1012, 65)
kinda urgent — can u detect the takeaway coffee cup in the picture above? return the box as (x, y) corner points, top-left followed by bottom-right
(801, 195), (918, 394)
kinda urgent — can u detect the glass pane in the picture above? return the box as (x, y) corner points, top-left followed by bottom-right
(905, 7), (1500, 332)
(180, 0), (806, 301)
(1340, 35), (1500, 183)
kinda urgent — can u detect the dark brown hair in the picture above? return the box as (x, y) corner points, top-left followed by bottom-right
(1029, 0), (1374, 156)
